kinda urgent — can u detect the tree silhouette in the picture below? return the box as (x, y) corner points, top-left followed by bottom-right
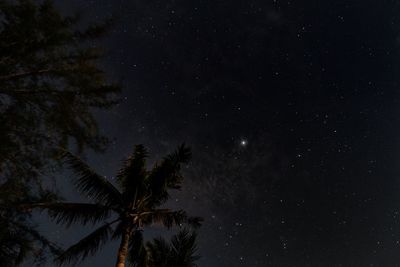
(0, 179), (61, 266)
(143, 229), (200, 267)
(0, 0), (120, 265)
(0, 0), (119, 183)
(22, 144), (202, 267)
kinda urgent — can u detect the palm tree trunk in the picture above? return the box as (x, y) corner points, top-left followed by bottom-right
(115, 227), (131, 267)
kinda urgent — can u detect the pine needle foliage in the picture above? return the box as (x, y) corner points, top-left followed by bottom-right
(0, 0), (120, 264)
(0, 0), (120, 183)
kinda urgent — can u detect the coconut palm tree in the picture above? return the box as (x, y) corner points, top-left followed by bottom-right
(22, 144), (202, 267)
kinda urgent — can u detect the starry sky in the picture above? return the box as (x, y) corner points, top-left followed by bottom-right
(48, 0), (400, 266)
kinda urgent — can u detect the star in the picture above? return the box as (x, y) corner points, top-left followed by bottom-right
(240, 139), (248, 147)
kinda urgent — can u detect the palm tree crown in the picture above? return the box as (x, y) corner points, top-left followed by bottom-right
(23, 144), (202, 267)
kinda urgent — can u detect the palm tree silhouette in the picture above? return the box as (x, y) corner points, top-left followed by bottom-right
(23, 144), (202, 267)
(146, 229), (200, 267)
(127, 228), (200, 267)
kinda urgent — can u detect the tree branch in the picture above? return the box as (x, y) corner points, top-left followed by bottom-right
(0, 69), (54, 81)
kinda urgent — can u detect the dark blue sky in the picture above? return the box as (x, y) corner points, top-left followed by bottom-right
(43, 1), (400, 266)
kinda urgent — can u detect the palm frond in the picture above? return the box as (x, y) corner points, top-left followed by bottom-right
(146, 144), (191, 206)
(116, 145), (148, 201)
(61, 150), (123, 206)
(127, 230), (147, 267)
(146, 230), (200, 267)
(165, 143), (192, 165)
(146, 237), (171, 267)
(55, 221), (113, 265)
(170, 229), (200, 266)
(20, 202), (113, 227)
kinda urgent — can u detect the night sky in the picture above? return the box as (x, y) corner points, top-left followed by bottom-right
(47, 0), (400, 266)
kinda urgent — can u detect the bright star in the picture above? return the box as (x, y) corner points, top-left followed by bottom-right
(240, 139), (248, 147)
